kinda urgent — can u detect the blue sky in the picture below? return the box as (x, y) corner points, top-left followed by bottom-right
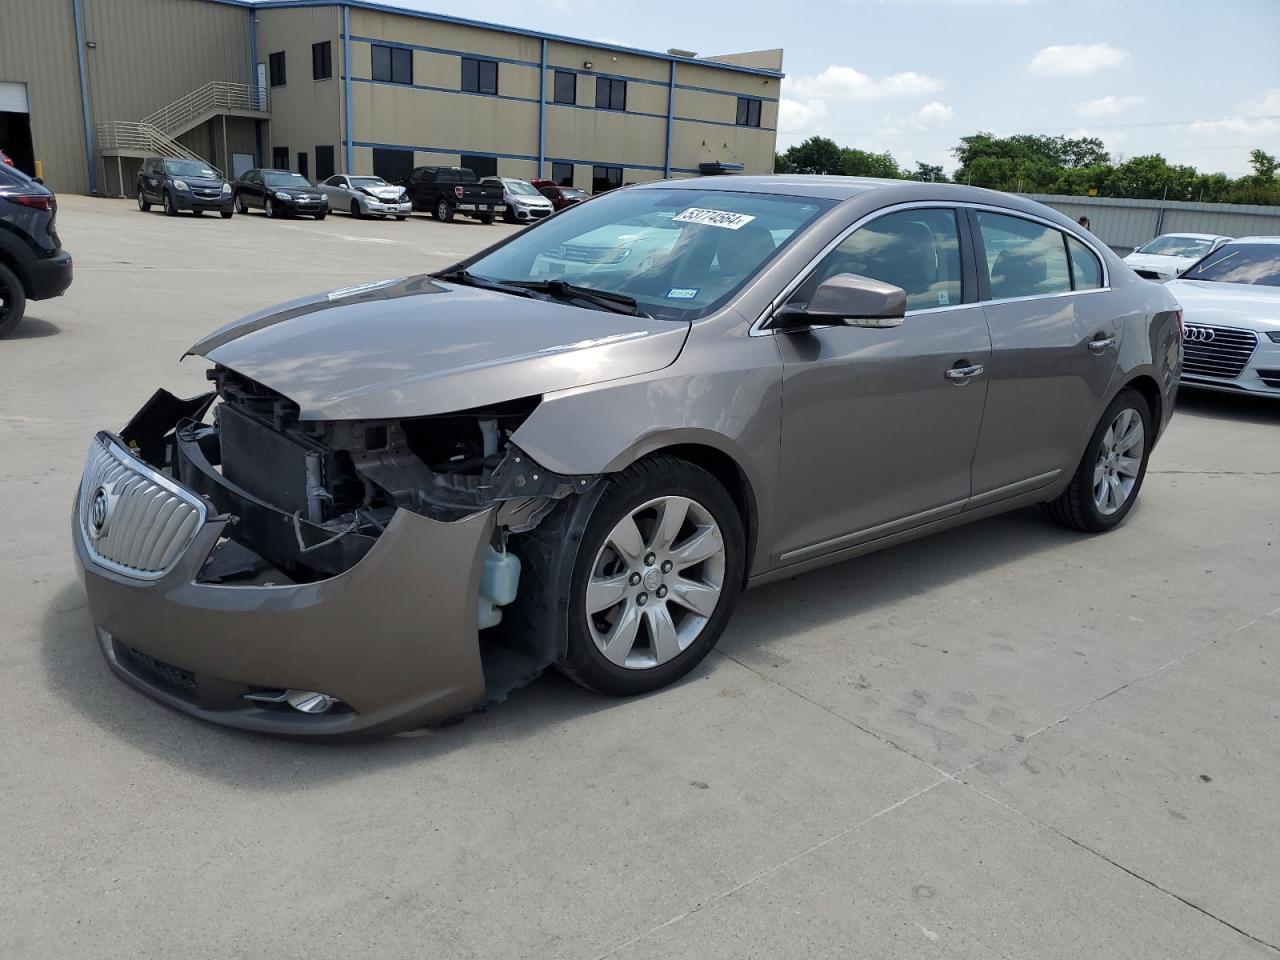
(373, 0), (1279, 176)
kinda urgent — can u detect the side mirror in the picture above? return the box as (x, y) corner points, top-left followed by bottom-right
(773, 273), (907, 330)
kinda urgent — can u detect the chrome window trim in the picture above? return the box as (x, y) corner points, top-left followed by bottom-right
(751, 200), (1111, 336)
(78, 432), (209, 581)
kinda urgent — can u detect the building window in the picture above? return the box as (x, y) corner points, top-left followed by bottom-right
(592, 165), (623, 193)
(371, 44), (413, 85)
(553, 70), (576, 105)
(551, 161), (574, 187)
(268, 51), (286, 87)
(312, 41), (332, 81)
(594, 77), (626, 111)
(315, 145), (335, 181)
(736, 97), (762, 127)
(372, 148), (413, 184)
(297, 151), (309, 179)
(271, 146), (289, 170)
(461, 155), (498, 179)
(461, 58), (498, 95)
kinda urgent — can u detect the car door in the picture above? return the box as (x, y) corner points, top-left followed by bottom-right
(965, 208), (1120, 503)
(322, 175), (346, 205)
(244, 170), (264, 208)
(772, 206), (992, 564)
(142, 159), (160, 200)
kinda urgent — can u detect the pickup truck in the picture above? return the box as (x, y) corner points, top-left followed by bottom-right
(401, 166), (506, 224)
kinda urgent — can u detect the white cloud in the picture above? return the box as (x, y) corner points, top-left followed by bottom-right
(778, 98), (829, 135)
(1029, 43), (1128, 76)
(784, 65), (943, 102)
(1076, 94), (1146, 117)
(913, 101), (954, 127)
(1187, 88), (1280, 142)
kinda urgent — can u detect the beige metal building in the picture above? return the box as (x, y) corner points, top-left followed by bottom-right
(0, 0), (782, 197)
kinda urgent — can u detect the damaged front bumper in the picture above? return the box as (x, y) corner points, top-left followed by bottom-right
(73, 427), (495, 737)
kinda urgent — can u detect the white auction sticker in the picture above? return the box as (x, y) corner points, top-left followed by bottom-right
(673, 208), (757, 230)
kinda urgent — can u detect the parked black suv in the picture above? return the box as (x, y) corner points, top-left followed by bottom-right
(233, 168), (329, 219)
(401, 166), (505, 223)
(0, 164), (72, 337)
(137, 157), (234, 218)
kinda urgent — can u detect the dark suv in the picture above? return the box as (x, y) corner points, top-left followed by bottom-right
(137, 157), (234, 218)
(0, 164), (72, 337)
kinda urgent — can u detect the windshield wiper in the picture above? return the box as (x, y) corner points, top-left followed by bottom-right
(502, 279), (649, 317)
(433, 269), (542, 299)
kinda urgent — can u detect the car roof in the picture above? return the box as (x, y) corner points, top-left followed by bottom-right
(1156, 232), (1232, 241)
(1226, 236), (1280, 245)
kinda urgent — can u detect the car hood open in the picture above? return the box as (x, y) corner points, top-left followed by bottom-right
(187, 275), (690, 420)
(1166, 279), (1280, 333)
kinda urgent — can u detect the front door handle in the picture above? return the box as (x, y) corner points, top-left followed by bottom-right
(945, 363), (985, 382)
(1088, 336), (1116, 353)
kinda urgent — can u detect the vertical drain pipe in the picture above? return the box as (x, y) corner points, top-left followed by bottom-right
(343, 5), (354, 174)
(72, 0), (97, 193)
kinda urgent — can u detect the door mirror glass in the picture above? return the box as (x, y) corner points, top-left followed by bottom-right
(775, 273), (907, 328)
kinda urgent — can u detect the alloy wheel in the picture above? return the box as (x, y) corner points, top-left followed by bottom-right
(265, 197), (274, 218)
(585, 496), (726, 670)
(1094, 407), (1145, 516)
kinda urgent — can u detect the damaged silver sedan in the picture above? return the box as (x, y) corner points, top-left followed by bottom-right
(74, 176), (1183, 736)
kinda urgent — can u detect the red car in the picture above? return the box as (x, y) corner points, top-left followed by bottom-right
(0, 150), (14, 167)
(531, 178), (589, 211)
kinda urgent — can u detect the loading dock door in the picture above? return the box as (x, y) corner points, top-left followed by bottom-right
(0, 81), (35, 176)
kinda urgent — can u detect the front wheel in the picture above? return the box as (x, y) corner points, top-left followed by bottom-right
(528, 457), (744, 696)
(0, 261), (27, 338)
(264, 197), (276, 218)
(394, 215), (408, 221)
(137, 188), (151, 212)
(235, 193), (248, 214)
(162, 191), (178, 216)
(434, 198), (454, 222)
(314, 211), (327, 220)
(1044, 387), (1152, 533)
(349, 199), (363, 219)
(478, 213), (495, 225)
(220, 210), (233, 219)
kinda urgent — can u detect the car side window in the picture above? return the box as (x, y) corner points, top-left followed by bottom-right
(1067, 236), (1103, 290)
(324, 176), (343, 186)
(976, 211), (1072, 300)
(794, 208), (963, 312)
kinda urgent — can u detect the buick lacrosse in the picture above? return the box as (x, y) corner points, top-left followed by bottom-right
(73, 176), (1182, 736)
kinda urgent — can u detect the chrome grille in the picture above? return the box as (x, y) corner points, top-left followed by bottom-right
(1181, 325), (1258, 380)
(78, 433), (206, 579)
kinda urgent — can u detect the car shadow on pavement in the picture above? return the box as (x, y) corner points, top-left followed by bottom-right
(4, 316), (60, 339)
(1175, 388), (1280, 425)
(40, 504), (1077, 786)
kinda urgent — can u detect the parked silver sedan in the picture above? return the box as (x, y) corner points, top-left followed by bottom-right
(318, 174), (411, 219)
(72, 176), (1182, 737)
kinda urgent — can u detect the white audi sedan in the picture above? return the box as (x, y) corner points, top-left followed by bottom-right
(318, 174), (411, 219)
(1166, 237), (1280, 397)
(1124, 232), (1232, 282)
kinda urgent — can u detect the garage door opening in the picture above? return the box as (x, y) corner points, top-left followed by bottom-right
(0, 81), (34, 177)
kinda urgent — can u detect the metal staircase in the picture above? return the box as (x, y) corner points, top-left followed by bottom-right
(97, 82), (270, 194)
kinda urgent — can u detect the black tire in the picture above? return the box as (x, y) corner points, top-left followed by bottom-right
(434, 198), (454, 222)
(235, 193), (248, 215)
(137, 188), (151, 212)
(514, 456), (744, 697)
(394, 215), (407, 221)
(503, 210), (517, 224)
(163, 191), (178, 216)
(314, 211), (327, 221)
(350, 199), (363, 219)
(478, 213), (495, 225)
(0, 260), (27, 338)
(220, 210), (233, 219)
(265, 197), (276, 218)
(1044, 387), (1152, 533)
(193, 209), (204, 216)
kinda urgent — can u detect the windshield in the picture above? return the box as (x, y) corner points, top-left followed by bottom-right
(459, 187), (834, 320)
(505, 179), (540, 196)
(263, 171), (312, 188)
(350, 176), (388, 187)
(562, 188), (589, 199)
(1136, 235), (1215, 258)
(165, 160), (219, 179)
(1182, 243), (1280, 286)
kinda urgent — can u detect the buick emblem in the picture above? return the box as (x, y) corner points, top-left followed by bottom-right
(1184, 326), (1216, 343)
(89, 483), (115, 539)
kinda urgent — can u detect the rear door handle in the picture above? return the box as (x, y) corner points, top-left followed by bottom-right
(1088, 336), (1116, 352)
(945, 363), (985, 382)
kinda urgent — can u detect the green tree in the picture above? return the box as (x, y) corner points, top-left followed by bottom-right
(775, 136), (843, 175)
(1249, 148), (1279, 182)
(838, 147), (903, 179)
(914, 162), (946, 182)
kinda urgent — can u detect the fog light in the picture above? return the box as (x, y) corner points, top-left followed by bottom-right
(286, 690), (339, 714)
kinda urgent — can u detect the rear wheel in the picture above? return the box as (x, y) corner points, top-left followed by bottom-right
(434, 198), (453, 222)
(0, 261), (27, 338)
(526, 457), (744, 697)
(1044, 387), (1152, 533)
(136, 188), (151, 212)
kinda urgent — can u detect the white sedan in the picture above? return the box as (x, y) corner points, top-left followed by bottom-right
(318, 174), (411, 219)
(1166, 236), (1280, 397)
(1124, 232), (1231, 282)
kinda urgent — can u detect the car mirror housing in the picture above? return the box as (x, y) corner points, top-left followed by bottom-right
(773, 273), (907, 330)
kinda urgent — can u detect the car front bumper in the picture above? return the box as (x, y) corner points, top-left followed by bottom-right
(73, 432), (492, 736)
(361, 198), (412, 216)
(173, 191), (234, 212)
(1180, 333), (1280, 398)
(510, 205), (552, 221)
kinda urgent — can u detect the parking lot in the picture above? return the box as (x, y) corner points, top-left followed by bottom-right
(3, 195), (1279, 958)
